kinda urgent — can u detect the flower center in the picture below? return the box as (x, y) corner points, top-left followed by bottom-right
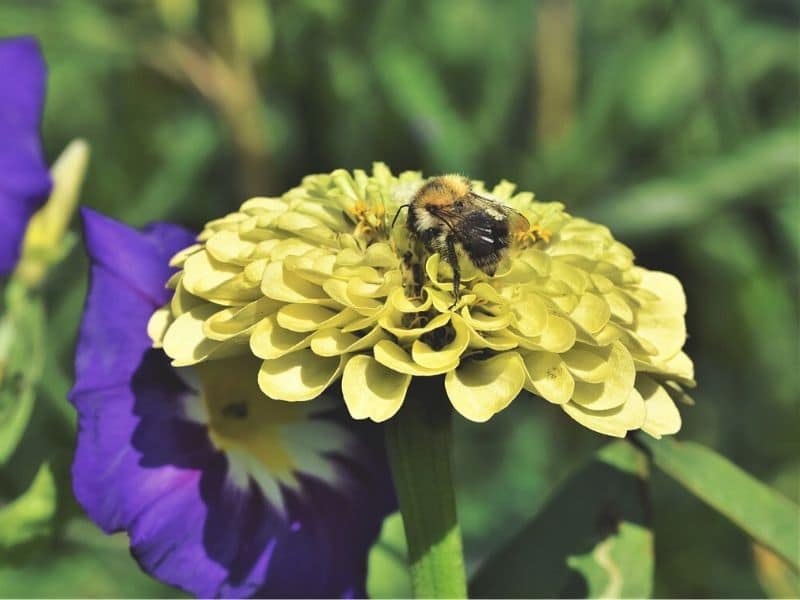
(348, 201), (389, 244)
(513, 223), (552, 248)
(191, 357), (357, 511)
(198, 358), (302, 477)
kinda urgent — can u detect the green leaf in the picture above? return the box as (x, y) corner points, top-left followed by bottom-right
(0, 463), (56, 550)
(470, 441), (653, 598)
(0, 518), (186, 597)
(753, 542), (800, 599)
(367, 512), (413, 599)
(0, 285), (46, 464)
(637, 436), (800, 568)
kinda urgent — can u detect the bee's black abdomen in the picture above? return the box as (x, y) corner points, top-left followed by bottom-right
(459, 212), (510, 275)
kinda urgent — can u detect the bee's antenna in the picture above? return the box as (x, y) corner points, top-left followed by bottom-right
(391, 204), (410, 229)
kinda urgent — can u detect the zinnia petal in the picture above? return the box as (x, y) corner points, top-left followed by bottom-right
(342, 355), (411, 422)
(637, 374), (682, 438)
(257, 349), (345, 401)
(521, 351), (575, 405)
(562, 388), (647, 438)
(445, 353), (527, 422)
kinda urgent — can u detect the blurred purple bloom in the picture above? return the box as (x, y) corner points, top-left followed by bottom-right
(0, 36), (52, 274)
(70, 209), (395, 598)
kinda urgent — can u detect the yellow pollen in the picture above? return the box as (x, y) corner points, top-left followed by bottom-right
(514, 223), (552, 247)
(349, 202), (387, 243)
(349, 201), (369, 218)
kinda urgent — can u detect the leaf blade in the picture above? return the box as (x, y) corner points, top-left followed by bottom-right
(0, 286), (46, 464)
(638, 436), (800, 568)
(0, 463), (56, 551)
(470, 441), (653, 598)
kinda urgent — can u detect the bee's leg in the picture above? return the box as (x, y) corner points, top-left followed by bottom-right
(446, 235), (461, 308)
(451, 263), (461, 308)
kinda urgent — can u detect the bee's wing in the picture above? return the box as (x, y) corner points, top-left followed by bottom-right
(469, 194), (530, 234)
(436, 194), (531, 275)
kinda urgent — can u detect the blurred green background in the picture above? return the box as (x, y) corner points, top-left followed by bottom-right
(0, 0), (798, 597)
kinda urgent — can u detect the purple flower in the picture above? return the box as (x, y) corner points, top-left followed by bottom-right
(70, 209), (396, 598)
(0, 36), (52, 274)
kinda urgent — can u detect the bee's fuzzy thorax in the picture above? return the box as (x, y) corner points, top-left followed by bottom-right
(436, 174), (471, 197)
(415, 174), (471, 208)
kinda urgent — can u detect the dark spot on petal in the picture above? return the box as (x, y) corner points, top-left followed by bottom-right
(222, 401), (249, 419)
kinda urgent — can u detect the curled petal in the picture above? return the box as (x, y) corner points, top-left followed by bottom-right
(388, 288), (433, 313)
(250, 314), (312, 359)
(183, 251), (260, 304)
(160, 299), (235, 367)
(373, 340), (457, 376)
(463, 305), (514, 332)
(342, 355), (411, 422)
(463, 319), (519, 351)
(411, 314), (470, 370)
(258, 350), (344, 401)
(206, 230), (257, 265)
(445, 353), (526, 422)
(147, 306), (172, 348)
(427, 287), (476, 313)
(277, 304), (356, 333)
(511, 293), (548, 336)
(633, 312), (687, 363)
(263, 261), (332, 304)
(549, 261), (590, 294)
(561, 343), (614, 383)
(521, 351), (575, 404)
(638, 374), (682, 438)
(203, 297), (282, 340)
(379, 310), (451, 342)
(571, 342), (635, 410)
(310, 325), (388, 357)
(323, 278), (383, 313)
(568, 293), (611, 334)
(529, 314), (576, 353)
(170, 276), (206, 316)
(562, 388), (646, 437)
(604, 289), (634, 325)
(638, 269), (687, 315)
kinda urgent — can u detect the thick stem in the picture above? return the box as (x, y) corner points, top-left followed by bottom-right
(384, 382), (467, 599)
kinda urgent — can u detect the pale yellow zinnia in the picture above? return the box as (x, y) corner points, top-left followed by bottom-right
(148, 164), (694, 437)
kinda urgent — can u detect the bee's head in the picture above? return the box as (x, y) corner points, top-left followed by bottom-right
(414, 174), (472, 214)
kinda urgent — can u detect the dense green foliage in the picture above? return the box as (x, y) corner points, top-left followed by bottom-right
(0, 0), (797, 597)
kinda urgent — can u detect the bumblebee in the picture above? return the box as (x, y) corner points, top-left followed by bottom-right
(394, 174), (531, 303)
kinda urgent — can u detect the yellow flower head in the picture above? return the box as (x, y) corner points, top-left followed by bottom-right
(149, 164), (694, 438)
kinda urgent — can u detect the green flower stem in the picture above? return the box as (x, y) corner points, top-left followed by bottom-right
(384, 382), (467, 599)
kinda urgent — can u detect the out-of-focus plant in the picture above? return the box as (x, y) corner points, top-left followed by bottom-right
(0, 37), (88, 559)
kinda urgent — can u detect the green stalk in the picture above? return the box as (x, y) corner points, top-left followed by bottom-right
(384, 383), (467, 599)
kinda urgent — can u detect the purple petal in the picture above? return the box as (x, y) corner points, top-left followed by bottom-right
(71, 211), (396, 598)
(71, 208), (195, 396)
(0, 36), (52, 274)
